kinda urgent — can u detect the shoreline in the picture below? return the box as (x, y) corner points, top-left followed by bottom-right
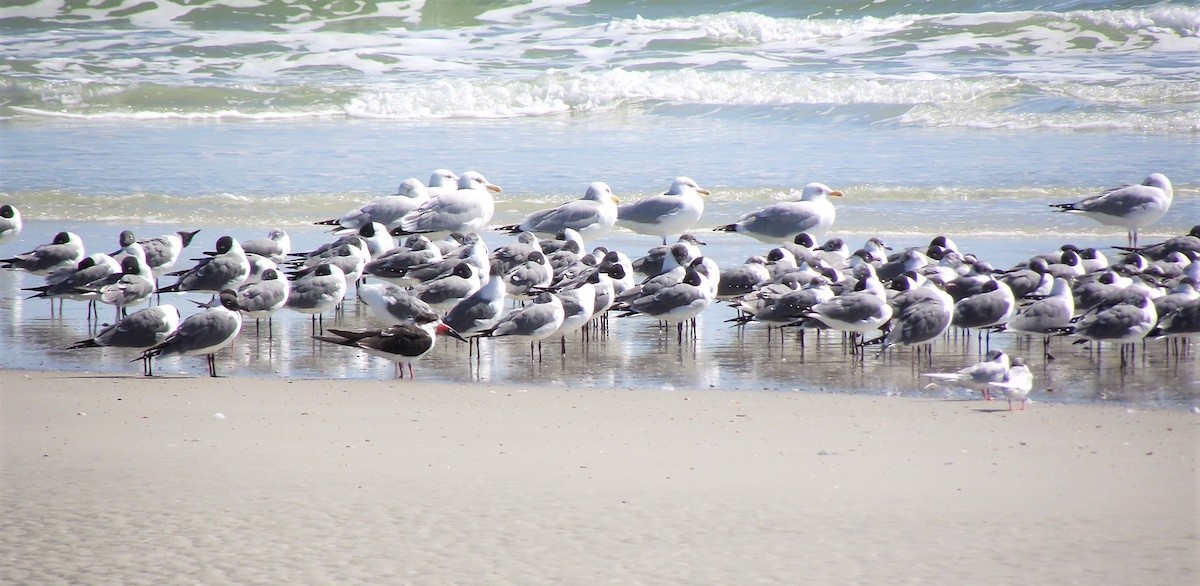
(3, 369), (1196, 584)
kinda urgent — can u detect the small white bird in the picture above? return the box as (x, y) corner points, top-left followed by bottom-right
(1050, 173), (1173, 247)
(991, 358), (1033, 411)
(922, 349), (1011, 401)
(715, 182), (843, 243)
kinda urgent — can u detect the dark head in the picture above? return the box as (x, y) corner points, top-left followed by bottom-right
(452, 262), (473, 279)
(261, 268), (281, 281)
(215, 235), (235, 254)
(218, 289), (241, 310)
(820, 238), (845, 251)
(53, 231), (71, 245)
(118, 230), (136, 247)
(602, 263), (626, 280)
(0, 205), (13, 218)
(120, 256), (142, 274)
(794, 233), (815, 248)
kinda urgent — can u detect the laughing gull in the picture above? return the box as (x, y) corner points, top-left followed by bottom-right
(500, 181), (621, 243)
(716, 256), (771, 300)
(618, 265), (715, 342)
(285, 262), (346, 332)
(23, 253), (120, 317)
(357, 282), (437, 326)
(241, 229), (291, 263)
(503, 250), (554, 300)
(138, 229), (201, 283)
(232, 267), (289, 338)
(414, 262), (482, 312)
(1114, 225), (1200, 261)
(951, 277), (1016, 344)
(873, 276), (954, 354)
(551, 282), (598, 354)
(1003, 276), (1075, 359)
(138, 290), (242, 377)
(0, 204), (22, 246)
(631, 233), (705, 277)
(2, 231), (86, 276)
(1069, 287), (1158, 367)
(922, 349), (1011, 401)
(442, 266), (507, 355)
(1150, 298), (1200, 339)
(315, 312), (466, 379)
(86, 256), (156, 320)
(393, 171), (502, 239)
(486, 291), (565, 360)
(364, 235), (444, 288)
(714, 182), (842, 243)
(490, 231), (542, 275)
(1050, 173), (1173, 247)
(159, 235), (249, 296)
(617, 177), (709, 245)
(67, 304), (182, 375)
(804, 273), (893, 352)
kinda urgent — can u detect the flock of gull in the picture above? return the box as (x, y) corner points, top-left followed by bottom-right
(1, 169), (1194, 410)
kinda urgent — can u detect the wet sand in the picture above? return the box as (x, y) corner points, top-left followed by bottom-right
(1, 370), (1196, 584)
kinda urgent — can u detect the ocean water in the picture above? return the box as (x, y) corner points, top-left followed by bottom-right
(1, 0), (1198, 407)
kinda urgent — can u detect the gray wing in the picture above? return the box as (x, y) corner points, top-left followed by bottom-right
(158, 310), (240, 356)
(401, 193), (482, 233)
(618, 196), (685, 224)
(101, 275), (155, 306)
(178, 255), (247, 290)
(738, 202), (823, 239)
(14, 243), (81, 273)
(417, 276), (474, 306)
(139, 237), (176, 267)
(492, 304), (559, 337)
(522, 200), (603, 234)
(443, 295), (503, 334)
(238, 280), (289, 312)
(100, 306), (177, 348)
(1074, 184), (1165, 215)
(817, 293), (887, 323)
(357, 196), (424, 227)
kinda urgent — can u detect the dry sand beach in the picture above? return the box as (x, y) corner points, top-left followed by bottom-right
(2, 370), (1196, 585)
